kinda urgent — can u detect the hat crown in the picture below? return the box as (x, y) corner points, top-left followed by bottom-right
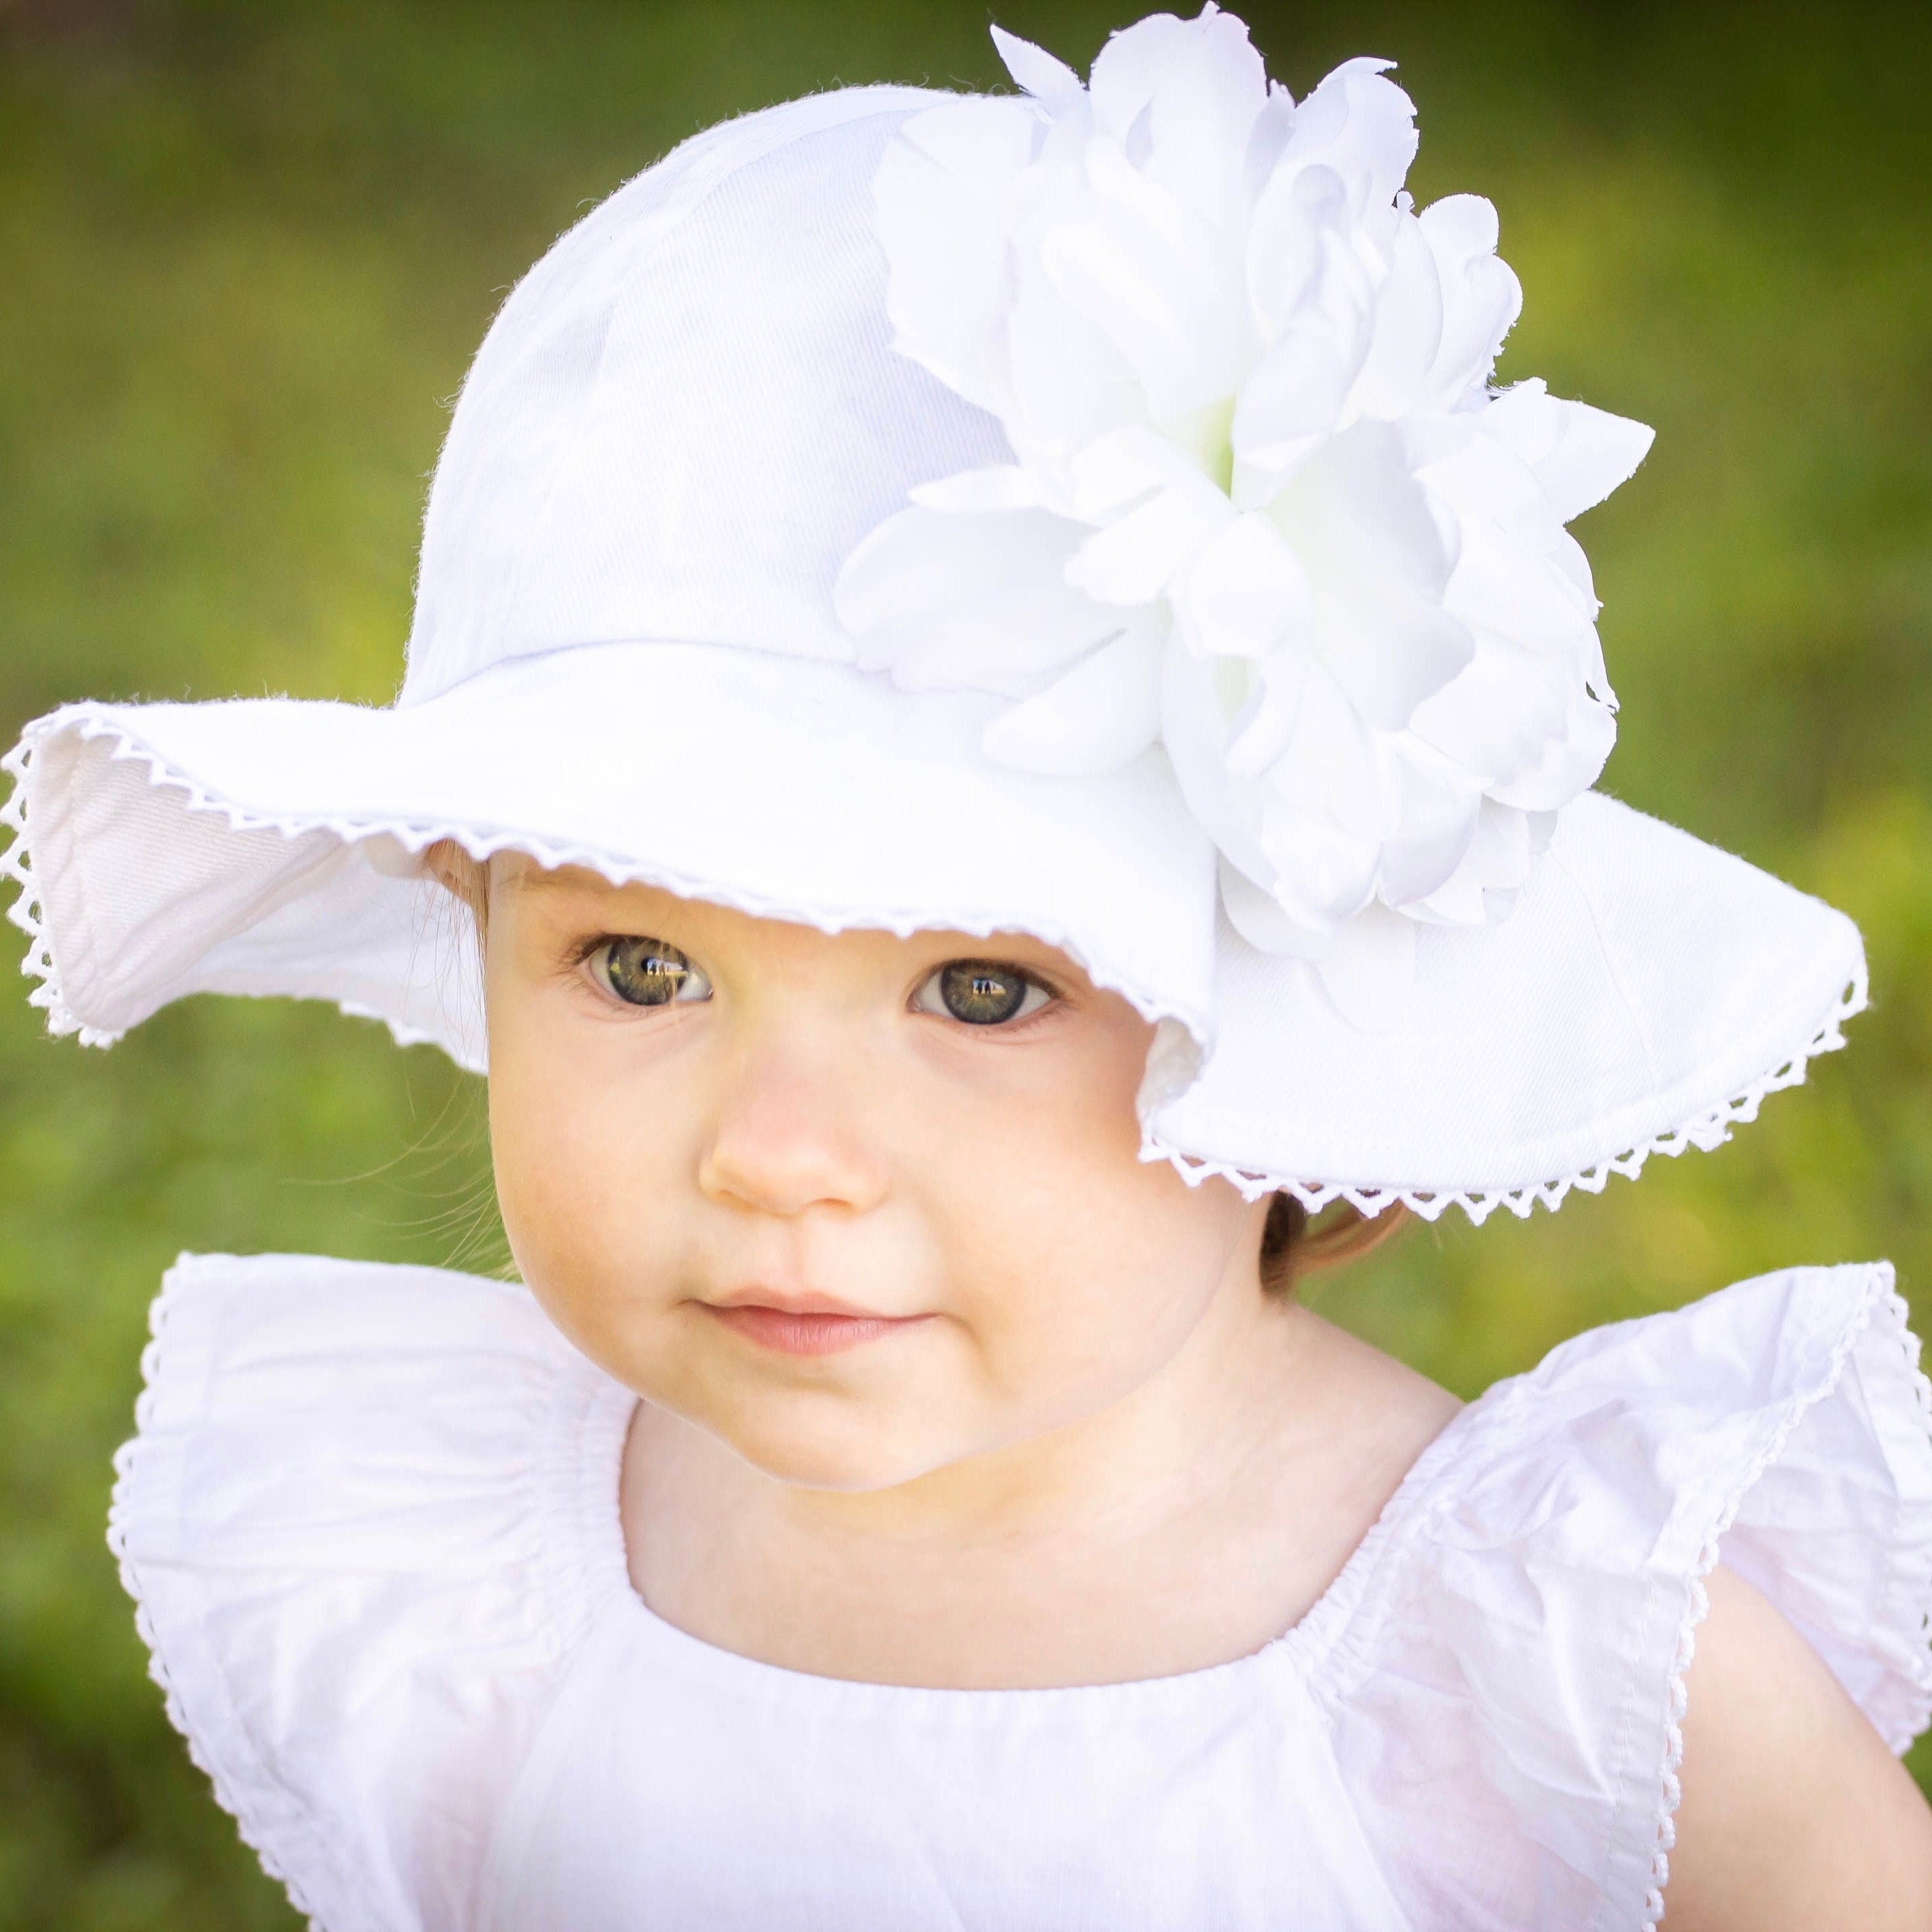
(400, 88), (1005, 706)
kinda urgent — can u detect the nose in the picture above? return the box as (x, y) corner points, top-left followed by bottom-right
(697, 1046), (891, 1219)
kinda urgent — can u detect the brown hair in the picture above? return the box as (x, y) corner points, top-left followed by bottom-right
(427, 839), (492, 942)
(1258, 1193), (1408, 1298)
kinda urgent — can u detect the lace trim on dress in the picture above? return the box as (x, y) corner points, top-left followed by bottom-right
(1640, 1275), (1932, 1930)
(106, 1253), (641, 1932)
(105, 1265), (334, 1927)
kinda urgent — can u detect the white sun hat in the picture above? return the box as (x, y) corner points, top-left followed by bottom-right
(3, 7), (1864, 1224)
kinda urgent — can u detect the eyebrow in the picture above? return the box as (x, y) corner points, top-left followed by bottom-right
(499, 863), (620, 897)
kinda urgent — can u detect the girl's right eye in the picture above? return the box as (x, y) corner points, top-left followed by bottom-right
(586, 938), (713, 1009)
(912, 959), (1054, 1026)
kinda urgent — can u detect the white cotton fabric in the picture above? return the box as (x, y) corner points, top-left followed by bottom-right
(0, 81), (1868, 1218)
(113, 1252), (1932, 1932)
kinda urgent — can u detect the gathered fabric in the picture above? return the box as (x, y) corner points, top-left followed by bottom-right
(111, 1253), (1932, 1932)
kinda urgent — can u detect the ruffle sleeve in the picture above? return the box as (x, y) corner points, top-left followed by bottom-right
(107, 1252), (637, 1932)
(1320, 1260), (1932, 1932)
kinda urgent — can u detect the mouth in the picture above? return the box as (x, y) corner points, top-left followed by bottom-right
(699, 1297), (932, 1359)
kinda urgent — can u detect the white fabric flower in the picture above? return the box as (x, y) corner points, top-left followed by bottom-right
(834, 4), (1654, 1027)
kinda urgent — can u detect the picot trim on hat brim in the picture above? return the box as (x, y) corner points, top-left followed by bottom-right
(5, 716), (1868, 1227)
(1, 708), (1218, 1056)
(5, 727), (467, 1056)
(1140, 944), (1864, 1229)
(0, 733), (90, 1042)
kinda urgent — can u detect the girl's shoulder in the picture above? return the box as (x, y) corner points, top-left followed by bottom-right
(1340, 1254), (1932, 1697)
(1302, 1258), (1932, 1925)
(111, 1253), (1932, 1931)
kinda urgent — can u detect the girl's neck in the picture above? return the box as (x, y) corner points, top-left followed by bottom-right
(619, 1286), (1460, 1690)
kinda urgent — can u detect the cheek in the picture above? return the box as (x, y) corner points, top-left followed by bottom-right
(901, 1024), (1255, 1427)
(484, 986), (697, 1370)
(929, 1145), (1254, 1426)
(480, 938), (1261, 1485)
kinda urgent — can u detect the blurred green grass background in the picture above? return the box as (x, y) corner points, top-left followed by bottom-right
(2, 0), (1930, 1922)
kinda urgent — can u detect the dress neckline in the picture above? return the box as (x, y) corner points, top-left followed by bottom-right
(576, 1361), (1513, 1712)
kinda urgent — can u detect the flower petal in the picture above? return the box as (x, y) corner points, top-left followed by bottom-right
(1346, 208), (1446, 421)
(1222, 641), (1314, 779)
(991, 23), (1084, 106)
(1037, 154), (1242, 421)
(1486, 682), (1617, 809)
(980, 615), (1165, 775)
(1066, 476), (1232, 606)
(1444, 522), (1598, 654)
(1261, 812), (1380, 931)
(1066, 424), (1205, 520)
(1232, 252), (1372, 486)
(1376, 792), (1483, 906)
(1173, 509), (1311, 660)
(1416, 415), (1564, 553)
(1218, 857), (1331, 957)
(1244, 159), (1344, 342)
(1410, 797), (1537, 925)
(1406, 631), (1577, 788)
(878, 101), (1037, 410)
(1416, 193), (1522, 406)
(1087, 5), (1271, 214)
(1160, 642), (1273, 881)
(1272, 423), (1471, 728)
(1269, 56), (1416, 225)
(1481, 379), (1656, 522)
(1003, 269), (1145, 457)
(834, 504), (1116, 693)
(900, 92), (1041, 178)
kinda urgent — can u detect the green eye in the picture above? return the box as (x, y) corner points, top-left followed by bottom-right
(914, 960), (1052, 1026)
(591, 937), (712, 1008)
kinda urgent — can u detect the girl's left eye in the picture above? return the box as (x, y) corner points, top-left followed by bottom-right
(587, 937), (713, 1008)
(912, 960), (1054, 1027)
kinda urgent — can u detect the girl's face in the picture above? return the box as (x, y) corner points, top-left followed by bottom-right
(481, 859), (1269, 1491)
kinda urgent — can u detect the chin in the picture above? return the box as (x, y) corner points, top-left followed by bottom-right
(703, 1396), (964, 1494)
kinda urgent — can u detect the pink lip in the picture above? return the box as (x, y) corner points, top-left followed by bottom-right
(701, 1300), (929, 1357)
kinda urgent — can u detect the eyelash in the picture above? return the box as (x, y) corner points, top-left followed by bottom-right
(576, 935), (712, 1009)
(910, 960), (1058, 1028)
(573, 937), (1060, 1029)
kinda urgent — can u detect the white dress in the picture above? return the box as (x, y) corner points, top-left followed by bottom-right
(112, 1254), (1932, 1932)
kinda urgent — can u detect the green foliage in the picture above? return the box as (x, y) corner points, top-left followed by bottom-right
(1, 2), (1929, 1921)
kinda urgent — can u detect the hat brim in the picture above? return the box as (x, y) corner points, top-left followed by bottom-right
(4, 640), (1864, 1223)
(1148, 805), (1864, 1221)
(7, 641), (1221, 1071)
